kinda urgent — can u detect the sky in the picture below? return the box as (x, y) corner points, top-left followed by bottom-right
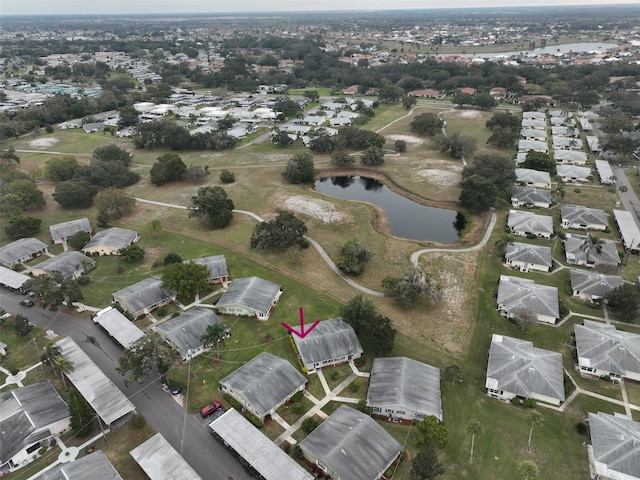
(1, 0), (639, 16)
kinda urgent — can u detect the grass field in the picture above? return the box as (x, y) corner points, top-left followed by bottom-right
(4, 98), (638, 479)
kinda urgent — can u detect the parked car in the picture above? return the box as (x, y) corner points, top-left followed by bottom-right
(20, 299), (34, 307)
(170, 385), (182, 395)
(200, 400), (222, 418)
(208, 406), (226, 422)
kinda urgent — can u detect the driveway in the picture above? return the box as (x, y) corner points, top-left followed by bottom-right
(0, 292), (253, 480)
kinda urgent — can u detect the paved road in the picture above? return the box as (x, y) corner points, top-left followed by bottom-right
(0, 292), (252, 480)
(613, 165), (640, 223)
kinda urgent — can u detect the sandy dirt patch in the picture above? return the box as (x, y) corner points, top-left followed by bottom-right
(284, 196), (344, 223)
(457, 110), (483, 119)
(27, 138), (59, 149)
(417, 169), (461, 186)
(386, 134), (425, 145)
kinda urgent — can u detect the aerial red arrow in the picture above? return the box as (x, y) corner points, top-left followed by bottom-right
(281, 307), (320, 339)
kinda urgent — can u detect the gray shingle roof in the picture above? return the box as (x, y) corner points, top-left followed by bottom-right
(32, 251), (95, 279)
(34, 450), (123, 480)
(187, 255), (228, 281)
(589, 412), (640, 479)
(82, 227), (137, 251)
(216, 277), (281, 314)
(576, 320), (640, 377)
(130, 433), (202, 480)
(299, 405), (402, 480)
(507, 210), (554, 236)
(0, 238), (47, 266)
(220, 352), (306, 419)
(293, 318), (363, 368)
(554, 150), (588, 163)
(49, 218), (91, 243)
(504, 242), (552, 269)
(155, 307), (226, 358)
(113, 277), (173, 315)
(557, 164), (591, 179)
(515, 168), (551, 185)
(366, 357), (441, 420)
(209, 409), (313, 480)
(497, 275), (559, 319)
(0, 381), (69, 465)
(570, 270), (623, 299)
(563, 234), (621, 266)
(486, 334), (565, 402)
(560, 204), (607, 229)
(55, 337), (136, 425)
(511, 186), (552, 206)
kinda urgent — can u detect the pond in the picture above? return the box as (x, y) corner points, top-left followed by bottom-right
(314, 176), (462, 243)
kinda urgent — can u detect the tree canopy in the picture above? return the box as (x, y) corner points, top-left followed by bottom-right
(5, 215), (41, 239)
(45, 155), (79, 181)
(410, 442), (445, 480)
(250, 210), (307, 251)
(150, 153), (188, 186)
(416, 416), (448, 449)
(93, 144), (132, 166)
(162, 262), (209, 298)
(188, 186), (235, 229)
(459, 152), (515, 213)
(341, 295), (397, 356)
(95, 189), (136, 219)
(52, 179), (98, 208)
(282, 152), (315, 184)
(606, 284), (640, 323)
(382, 267), (441, 308)
(337, 239), (374, 276)
(117, 332), (175, 386)
(410, 113), (444, 136)
(24, 271), (83, 310)
(119, 244), (145, 262)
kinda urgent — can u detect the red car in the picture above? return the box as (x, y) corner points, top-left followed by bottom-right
(200, 400), (222, 418)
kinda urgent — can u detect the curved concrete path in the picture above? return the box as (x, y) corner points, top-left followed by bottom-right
(410, 212), (498, 267)
(136, 198), (497, 297)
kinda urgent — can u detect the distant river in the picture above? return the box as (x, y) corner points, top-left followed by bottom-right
(314, 176), (460, 243)
(460, 42), (618, 59)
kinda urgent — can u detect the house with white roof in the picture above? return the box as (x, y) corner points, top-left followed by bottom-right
(570, 270), (623, 302)
(554, 150), (588, 165)
(215, 277), (282, 320)
(589, 412), (640, 480)
(511, 186), (552, 209)
(366, 357), (442, 422)
(292, 318), (363, 372)
(486, 334), (565, 405)
(130, 434), (202, 480)
(92, 306), (145, 349)
(518, 139), (549, 154)
(556, 164), (592, 183)
(504, 242), (552, 273)
(219, 352), (306, 421)
(552, 136), (583, 151)
(0, 381), (70, 472)
(82, 227), (138, 256)
(0, 238), (48, 267)
(515, 168), (551, 188)
(31, 251), (95, 280)
(299, 405), (402, 480)
(187, 255), (229, 286)
(507, 210), (554, 239)
(560, 204), (608, 231)
(112, 277), (176, 318)
(49, 218), (92, 245)
(155, 307), (228, 361)
(576, 320), (640, 382)
(497, 275), (559, 324)
(563, 234), (620, 268)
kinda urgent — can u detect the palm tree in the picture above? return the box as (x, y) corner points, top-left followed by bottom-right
(200, 322), (228, 359)
(42, 343), (61, 372)
(467, 419), (483, 464)
(580, 234), (604, 263)
(146, 219), (162, 238)
(527, 411), (543, 452)
(55, 355), (74, 390)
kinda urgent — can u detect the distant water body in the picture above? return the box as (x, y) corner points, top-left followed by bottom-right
(460, 42), (618, 59)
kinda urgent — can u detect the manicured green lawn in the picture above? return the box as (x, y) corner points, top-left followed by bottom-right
(278, 396), (315, 426)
